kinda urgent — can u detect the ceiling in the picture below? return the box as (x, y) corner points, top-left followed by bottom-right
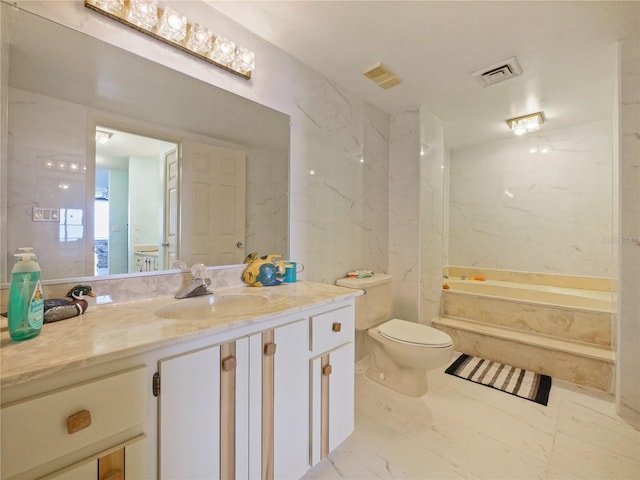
(207, 1), (639, 150)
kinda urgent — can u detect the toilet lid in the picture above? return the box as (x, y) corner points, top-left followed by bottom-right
(378, 319), (453, 347)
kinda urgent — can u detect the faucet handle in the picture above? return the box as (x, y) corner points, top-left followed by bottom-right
(190, 263), (207, 279)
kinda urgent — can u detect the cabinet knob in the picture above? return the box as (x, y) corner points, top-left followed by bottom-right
(264, 342), (277, 356)
(322, 365), (333, 376)
(66, 409), (92, 434)
(332, 322), (342, 332)
(222, 356), (237, 371)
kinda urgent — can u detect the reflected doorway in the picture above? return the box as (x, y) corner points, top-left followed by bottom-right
(94, 127), (177, 275)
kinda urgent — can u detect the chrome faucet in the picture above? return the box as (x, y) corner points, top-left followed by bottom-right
(175, 263), (213, 299)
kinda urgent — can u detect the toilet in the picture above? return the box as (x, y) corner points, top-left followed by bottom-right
(336, 273), (453, 397)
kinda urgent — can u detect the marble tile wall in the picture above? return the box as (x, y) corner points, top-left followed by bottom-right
(616, 34), (640, 428)
(388, 108), (445, 325)
(389, 111), (420, 322)
(449, 119), (614, 278)
(419, 108), (445, 324)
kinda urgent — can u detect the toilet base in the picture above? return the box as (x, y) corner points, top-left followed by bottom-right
(365, 363), (429, 397)
(366, 341), (429, 397)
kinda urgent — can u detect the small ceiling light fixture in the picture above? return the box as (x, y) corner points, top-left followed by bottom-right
(85, 0), (255, 79)
(96, 129), (114, 144)
(506, 111), (545, 136)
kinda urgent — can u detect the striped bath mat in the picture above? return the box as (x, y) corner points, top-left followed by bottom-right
(445, 354), (552, 406)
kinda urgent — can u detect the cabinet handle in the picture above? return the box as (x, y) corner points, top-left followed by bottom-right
(322, 365), (333, 376)
(332, 322), (342, 332)
(104, 470), (123, 480)
(264, 342), (277, 356)
(222, 356), (237, 371)
(66, 409), (92, 434)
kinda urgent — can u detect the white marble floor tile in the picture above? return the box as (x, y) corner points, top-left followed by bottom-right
(301, 448), (367, 480)
(363, 435), (482, 479)
(400, 411), (550, 479)
(309, 359), (639, 480)
(354, 373), (426, 432)
(555, 399), (640, 462)
(338, 409), (402, 466)
(549, 431), (640, 479)
(424, 375), (557, 461)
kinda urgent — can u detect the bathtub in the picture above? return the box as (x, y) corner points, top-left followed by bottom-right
(437, 273), (615, 391)
(444, 278), (613, 312)
(441, 277), (614, 347)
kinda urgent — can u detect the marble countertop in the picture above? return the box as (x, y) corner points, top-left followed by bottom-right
(0, 281), (361, 389)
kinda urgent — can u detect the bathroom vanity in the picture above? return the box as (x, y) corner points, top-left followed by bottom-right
(0, 281), (358, 479)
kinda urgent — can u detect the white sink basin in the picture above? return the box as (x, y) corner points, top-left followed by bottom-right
(156, 294), (269, 320)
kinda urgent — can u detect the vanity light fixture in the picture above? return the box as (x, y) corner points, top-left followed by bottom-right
(506, 112), (545, 136)
(95, 130), (114, 144)
(85, 0), (256, 79)
(158, 6), (187, 42)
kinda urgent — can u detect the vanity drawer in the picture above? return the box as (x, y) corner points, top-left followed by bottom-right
(309, 305), (354, 354)
(1, 365), (147, 479)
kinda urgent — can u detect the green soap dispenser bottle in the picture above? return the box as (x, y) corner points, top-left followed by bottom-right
(8, 249), (44, 341)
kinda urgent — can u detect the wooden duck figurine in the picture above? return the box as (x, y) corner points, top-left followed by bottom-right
(44, 285), (95, 324)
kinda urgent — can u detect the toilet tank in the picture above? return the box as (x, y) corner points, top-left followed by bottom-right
(336, 274), (392, 330)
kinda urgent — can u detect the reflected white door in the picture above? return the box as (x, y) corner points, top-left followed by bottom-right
(179, 142), (246, 266)
(163, 149), (179, 269)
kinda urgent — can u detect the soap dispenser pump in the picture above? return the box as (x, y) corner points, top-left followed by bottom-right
(8, 249), (44, 341)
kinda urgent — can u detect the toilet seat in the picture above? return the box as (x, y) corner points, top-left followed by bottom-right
(377, 319), (453, 347)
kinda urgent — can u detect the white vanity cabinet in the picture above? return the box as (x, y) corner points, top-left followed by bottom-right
(157, 317), (311, 480)
(0, 366), (148, 480)
(309, 306), (356, 466)
(0, 288), (357, 480)
(156, 302), (354, 480)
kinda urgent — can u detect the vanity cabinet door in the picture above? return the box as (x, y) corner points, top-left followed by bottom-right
(250, 318), (310, 480)
(158, 345), (221, 479)
(157, 339), (249, 480)
(310, 341), (355, 466)
(273, 318), (311, 480)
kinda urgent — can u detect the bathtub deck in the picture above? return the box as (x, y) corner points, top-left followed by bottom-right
(436, 277), (615, 392)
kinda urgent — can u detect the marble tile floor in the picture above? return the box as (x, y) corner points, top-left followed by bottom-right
(302, 356), (640, 480)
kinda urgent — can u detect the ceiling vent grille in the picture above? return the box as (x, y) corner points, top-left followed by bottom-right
(363, 63), (402, 90)
(472, 56), (522, 87)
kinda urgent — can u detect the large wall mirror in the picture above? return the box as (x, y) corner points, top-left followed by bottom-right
(1, 3), (290, 283)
